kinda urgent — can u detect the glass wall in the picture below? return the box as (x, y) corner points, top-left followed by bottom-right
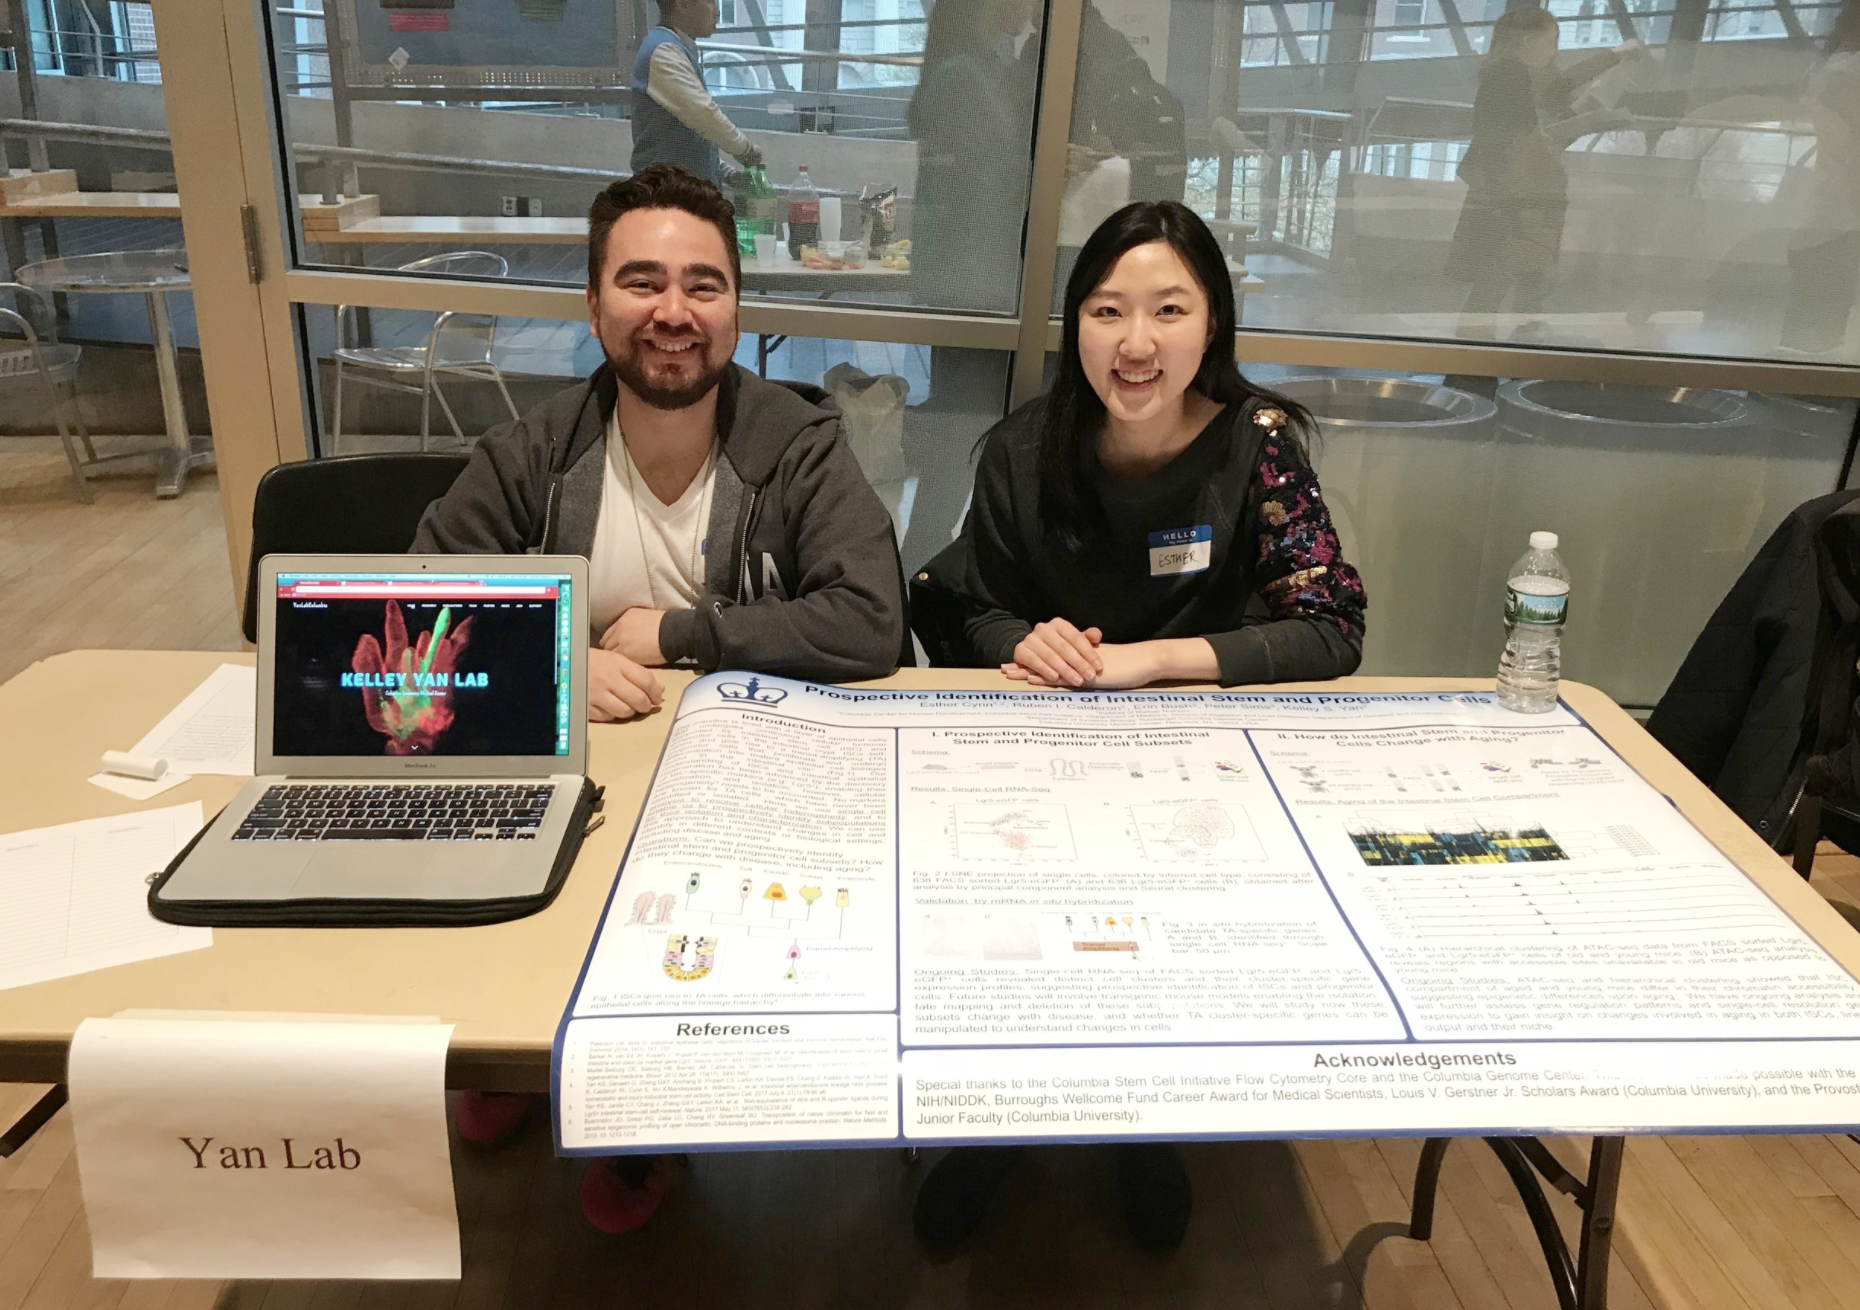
(246, 0), (1859, 707)
(299, 298), (1006, 573)
(262, 0), (1044, 316)
(0, 0), (211, 500)
(1063, 0), (1860, 363)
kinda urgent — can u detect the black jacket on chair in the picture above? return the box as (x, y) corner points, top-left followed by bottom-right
(1646, 489), (1860, 841)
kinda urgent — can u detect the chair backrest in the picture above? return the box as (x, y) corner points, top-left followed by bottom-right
(397, 251), (509, 280)
(241, 453), (471, 642)
(397, 252), (508, 363)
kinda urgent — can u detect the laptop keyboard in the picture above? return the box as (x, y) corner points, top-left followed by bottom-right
(231, 783), (555, 842)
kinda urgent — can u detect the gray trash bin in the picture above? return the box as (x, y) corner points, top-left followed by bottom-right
(1274, 377), (1498, 676)
(1485, 381), (1752, 706)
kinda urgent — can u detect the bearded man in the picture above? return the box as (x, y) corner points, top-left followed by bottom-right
(413, 164), (906, 721)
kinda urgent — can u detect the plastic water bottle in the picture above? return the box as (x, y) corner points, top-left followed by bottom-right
(732, 163), (777, 257)
(1496, 531), (1571, 713)
(786, 164), (820, 260)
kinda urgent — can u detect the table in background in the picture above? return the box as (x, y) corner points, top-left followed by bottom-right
(17, 252), (209, 498)
(309, 214), (910, 377)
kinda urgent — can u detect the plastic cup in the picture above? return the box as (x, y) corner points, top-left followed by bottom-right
(818, 195), (842, 242)
(754, 233), (778, 267)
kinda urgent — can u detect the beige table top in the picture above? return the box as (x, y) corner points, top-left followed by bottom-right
(2, 650), (1853, 1091)
(0, 191), (183, 219)
(312, 215), (588, 245)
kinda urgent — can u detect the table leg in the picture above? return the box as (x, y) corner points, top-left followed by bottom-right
(329, 244), (373, 347)
(2, 217), (26, 291)
(147, 290), (210, 498)
(757, 333), (789, 378)
(1407, 1135), (1623, 1310)
(0, 1085), (67, 1158)
(1577, 1137), (1625, 1310)
(37, 218), (66, 324)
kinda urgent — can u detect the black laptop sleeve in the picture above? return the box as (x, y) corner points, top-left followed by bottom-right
(147, 777), (600, 928)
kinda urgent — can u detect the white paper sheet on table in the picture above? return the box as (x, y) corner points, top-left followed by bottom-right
(86, 770), (190, 801)
(0, 803), (210, 992)
(69, 1013), (460, 1280)
(127, 663), (256, 776)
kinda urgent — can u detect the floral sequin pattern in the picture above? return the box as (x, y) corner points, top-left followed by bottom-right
(1252, 421), (1367, 636)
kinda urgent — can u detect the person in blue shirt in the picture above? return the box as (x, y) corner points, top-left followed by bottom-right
(630, 0), (764, 185)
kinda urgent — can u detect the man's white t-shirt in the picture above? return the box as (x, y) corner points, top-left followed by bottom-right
(588, 411), (719, 640)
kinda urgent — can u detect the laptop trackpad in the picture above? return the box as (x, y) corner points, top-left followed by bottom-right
(297, 843), (524, 900)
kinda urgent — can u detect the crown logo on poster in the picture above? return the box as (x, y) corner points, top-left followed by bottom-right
(718, 677), (788, 706)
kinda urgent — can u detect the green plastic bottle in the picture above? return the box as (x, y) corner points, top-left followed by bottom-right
(734, 164), (778, 257)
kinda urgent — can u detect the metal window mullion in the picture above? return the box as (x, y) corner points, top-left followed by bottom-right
(1009, 0), (1086, 409)
(1035, 318), (1860, 396)
(1218, 327), (1860, 397)
(281, 268), (1024, 351)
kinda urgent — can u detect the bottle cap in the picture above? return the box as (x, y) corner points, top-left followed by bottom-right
(1529, 531), (1558, 550)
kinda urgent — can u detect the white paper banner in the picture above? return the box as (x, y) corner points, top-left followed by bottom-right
(70, 1014), (458, 1280)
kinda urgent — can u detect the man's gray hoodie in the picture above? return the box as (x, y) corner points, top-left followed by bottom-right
(411, 363), (906, 680)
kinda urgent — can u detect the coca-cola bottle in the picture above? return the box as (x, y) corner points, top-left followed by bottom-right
(786, 164), (820, 261)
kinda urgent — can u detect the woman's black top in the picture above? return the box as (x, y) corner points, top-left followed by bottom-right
(959, 394), (1368, 686)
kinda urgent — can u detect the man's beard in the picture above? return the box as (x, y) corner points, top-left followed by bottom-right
(607, 331), (730, 411)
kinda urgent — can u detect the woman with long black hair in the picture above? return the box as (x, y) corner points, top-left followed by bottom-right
(955, 200), (1365, 695)
(914, 202), (1366, 1252)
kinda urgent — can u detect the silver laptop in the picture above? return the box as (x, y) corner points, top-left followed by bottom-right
(152, 555), (591, 922)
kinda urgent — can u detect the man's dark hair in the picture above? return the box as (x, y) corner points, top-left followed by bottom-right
(587, 164), (741, 291)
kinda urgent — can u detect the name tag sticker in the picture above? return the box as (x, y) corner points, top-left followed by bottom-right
(1148, 525), (1212, 577)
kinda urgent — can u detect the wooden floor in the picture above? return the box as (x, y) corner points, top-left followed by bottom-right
(0, 436), (242, 686)
(10, 437), (1860, 1307)
(14, 1073), (1860, 1310)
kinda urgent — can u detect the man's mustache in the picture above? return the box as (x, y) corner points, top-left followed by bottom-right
(632, 328), (709, 347)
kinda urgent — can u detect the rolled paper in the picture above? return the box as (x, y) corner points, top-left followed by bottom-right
(100, 751), (168, 781)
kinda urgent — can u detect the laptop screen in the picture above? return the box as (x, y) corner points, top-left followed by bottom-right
(272, 571), (575, 758)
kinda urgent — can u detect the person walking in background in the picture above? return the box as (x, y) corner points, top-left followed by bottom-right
(1448, 6), (1641, 341)
(1068, 1), (1190, 208)
(1781, 0), (1860, 357)
(630, 0), (764, 185)
(905, 0), (1042, 316)
(895, 0), (1042, 574)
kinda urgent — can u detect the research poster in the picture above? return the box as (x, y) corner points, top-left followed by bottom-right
(553, 675), (1860, 1153)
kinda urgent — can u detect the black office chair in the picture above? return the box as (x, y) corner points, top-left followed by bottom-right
(907, 537), (986, 668)
(241, 453), (472, 643)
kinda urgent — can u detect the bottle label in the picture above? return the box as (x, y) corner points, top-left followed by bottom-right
(1506, 587), (1568, 627)
(788, 200), (819, 223)
(748, 197), (778, 222)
